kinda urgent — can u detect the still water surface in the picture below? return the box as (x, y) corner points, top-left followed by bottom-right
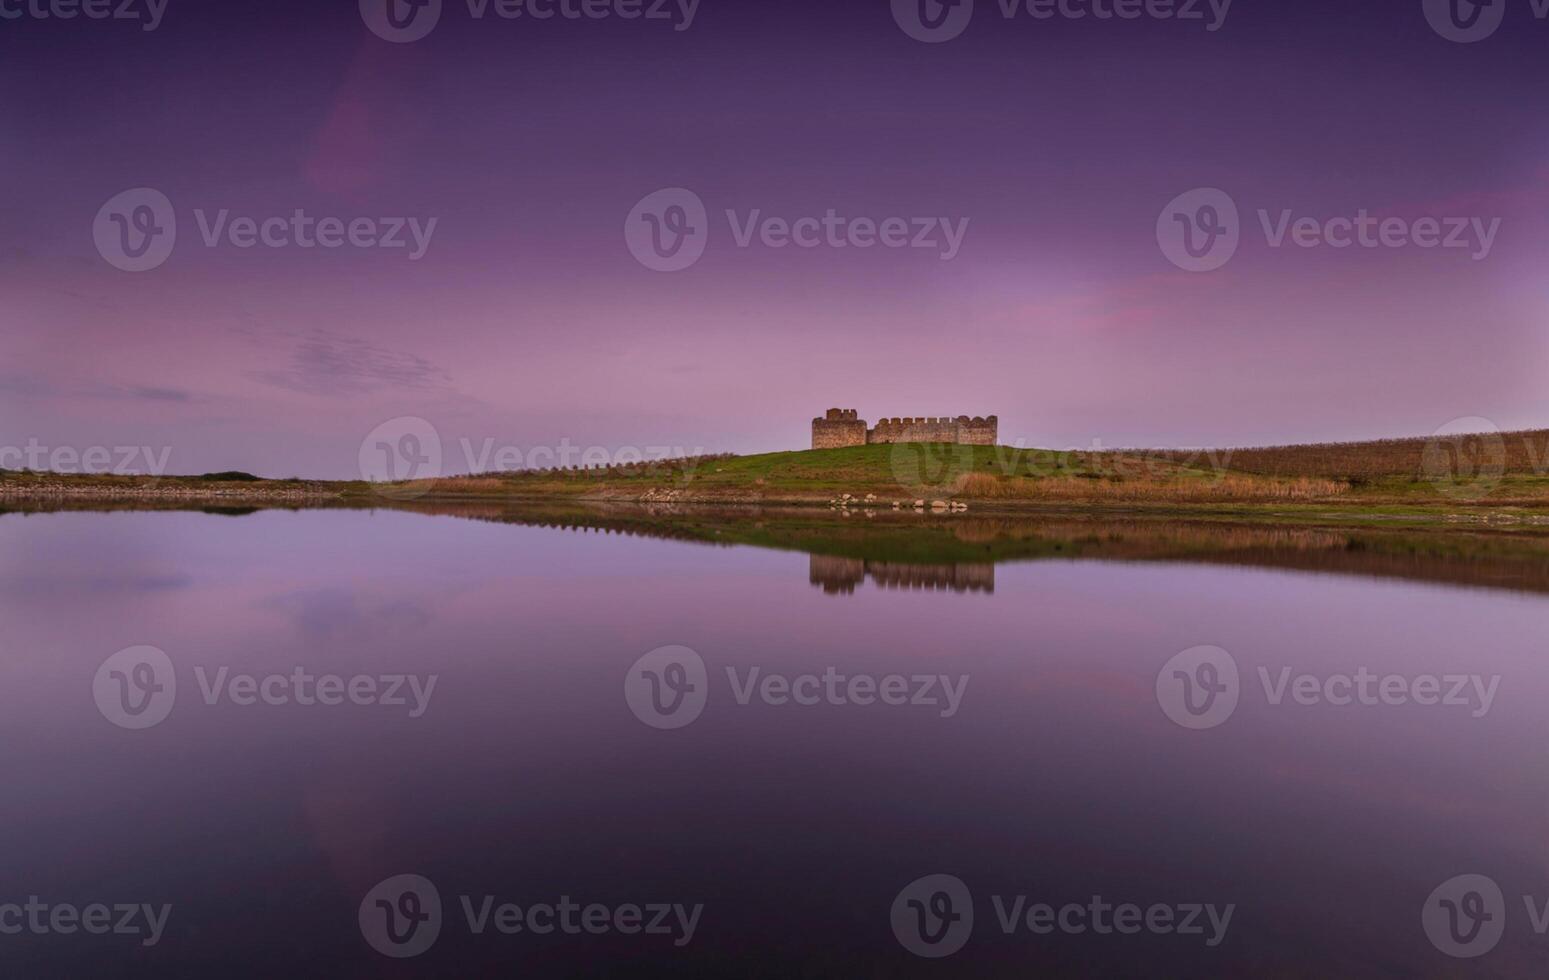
(1, 505), (1545, 976)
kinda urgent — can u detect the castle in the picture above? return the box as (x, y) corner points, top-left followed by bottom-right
(809, 555), (995, 595)
(811, 408), (997, 449)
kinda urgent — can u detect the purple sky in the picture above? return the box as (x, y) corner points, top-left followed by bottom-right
(3, 0), (1547, 477)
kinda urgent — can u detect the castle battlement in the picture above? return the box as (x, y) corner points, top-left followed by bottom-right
(811, 408), (997, 449)
(808, 555), (996, 595)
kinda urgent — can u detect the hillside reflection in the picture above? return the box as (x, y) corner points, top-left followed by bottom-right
(9, 497), (1549, 598)
(383, 501), (1549, 598)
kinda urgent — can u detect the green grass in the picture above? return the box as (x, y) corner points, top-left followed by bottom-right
(8, 437), (1549, 521)
(453, 444), (1225, 496)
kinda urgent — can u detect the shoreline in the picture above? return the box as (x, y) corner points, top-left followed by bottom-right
(0, 484), (342, 502)
(4, 436), (1545, 527)
(5, 479), (1549, 532)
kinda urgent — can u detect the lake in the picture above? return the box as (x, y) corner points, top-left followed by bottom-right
(1, 502), (1545, 976)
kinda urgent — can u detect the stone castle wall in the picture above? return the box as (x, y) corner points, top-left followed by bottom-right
(810, 409), (997, 449)
(958, 417), (997, 445)
(867, 417), (961, 445)
(809, 554), (995, 595)
(811, 408), (869, 449)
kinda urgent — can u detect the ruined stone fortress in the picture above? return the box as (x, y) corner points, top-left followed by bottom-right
(811, 408), (998, 449)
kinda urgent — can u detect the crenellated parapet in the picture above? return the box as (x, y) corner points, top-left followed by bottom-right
(812, 407), (869, 448)
(810, 409), (998, 448)
(809, 554), (995, 594)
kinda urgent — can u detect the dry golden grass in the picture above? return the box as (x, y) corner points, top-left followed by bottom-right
(952, 471), (1347, 502)
(417, 476), (513, 494)
(1147, 430), (1549, 480)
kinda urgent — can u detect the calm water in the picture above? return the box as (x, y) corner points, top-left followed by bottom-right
(2, 505), (1547, 976)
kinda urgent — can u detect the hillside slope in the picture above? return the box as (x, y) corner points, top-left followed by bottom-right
(5, 431), (1548, 513)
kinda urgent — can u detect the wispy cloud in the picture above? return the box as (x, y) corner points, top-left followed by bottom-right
(239, 327), (454, 397)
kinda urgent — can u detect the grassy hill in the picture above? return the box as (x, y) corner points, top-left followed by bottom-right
(6, 429), (1548, 515)
(417, 443), (1338, 504)
(397, 429), (1549, 511)
(1148, 429), (1549, 480)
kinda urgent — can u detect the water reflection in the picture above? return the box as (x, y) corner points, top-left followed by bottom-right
(2, 501), (1548, 975)
(809, 555), (996, 594)
(374, 502), (1549, 598)
(9, 497), (1549, 598)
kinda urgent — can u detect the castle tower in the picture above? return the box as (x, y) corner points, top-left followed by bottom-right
(811, 408), (867, 449)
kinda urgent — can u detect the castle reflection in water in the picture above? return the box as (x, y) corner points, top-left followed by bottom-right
(808, 554), (995, 595)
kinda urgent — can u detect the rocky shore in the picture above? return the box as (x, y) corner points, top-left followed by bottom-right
(0, 481), (341, 502)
